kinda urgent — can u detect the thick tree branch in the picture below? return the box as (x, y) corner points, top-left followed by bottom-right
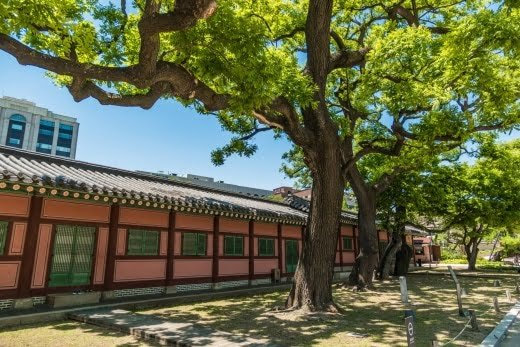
(329, 47), (370, 72)
(139, 0), (217, 35)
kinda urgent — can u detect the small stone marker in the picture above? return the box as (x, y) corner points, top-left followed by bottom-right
(405, 315), (416, 347)
(493, 280), (501, 287)
(400, 276), (409, 303)
(515, 282), (520, 294)
(455, 282), (464, 316)
(493, 296), (500, 313)
(431, 341), (439, 347)
(468, 310), (479, 331)
(506, 289), (512, 303)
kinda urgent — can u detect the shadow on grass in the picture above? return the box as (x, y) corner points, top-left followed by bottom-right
(141, 276), (519, 346)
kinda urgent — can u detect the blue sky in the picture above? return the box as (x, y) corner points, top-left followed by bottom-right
(0, 51), (295, 190)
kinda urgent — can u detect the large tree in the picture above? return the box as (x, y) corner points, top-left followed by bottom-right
(1, 0), (519, 311)
(419, 139), (520, 270)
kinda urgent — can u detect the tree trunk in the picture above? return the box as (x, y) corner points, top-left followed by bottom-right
(347, 190), (379, 289)
(394, 235), (413, 276)
(378, 231), (402, 280)
(285, 143), (345, 311)
(465, 237), (479, 271)
(377, 204), (406, 280)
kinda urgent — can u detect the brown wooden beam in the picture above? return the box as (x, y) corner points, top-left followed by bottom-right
(277, 223), (283, 272)
(17, 195), (43, 298)
(338, 226), (343, 269)
(353, 225), (358, 256)
(248, 220), (254, 283)
(212, 215), (220, 283)
(103, 204), (120, 291)
(166, 210), (176, 286)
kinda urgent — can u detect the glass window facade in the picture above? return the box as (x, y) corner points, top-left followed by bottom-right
(127, 229), (159, 255)
(36, 119), (55, 154)
(56, 123), (74, 157)
(258, 238), (275, 256)
(224, 235), (243, 256)
(5, 114), (26, 148)
(182, 232), (207, 256)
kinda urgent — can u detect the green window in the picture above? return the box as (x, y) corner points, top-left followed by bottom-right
(258, 238), (275, 256)
(182, 232), (207, 256)
(127, 229), (159, 255)
(342, 236), (353, 250)
(0, 221), (8, 255)
(224, 235), (243, 256)
(49, 225), (96, 287)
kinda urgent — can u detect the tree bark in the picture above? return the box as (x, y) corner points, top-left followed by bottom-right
(465, 236), (480, 271)
(378, 231), (402, 280)
(347, 189), (379, 289)
(377, 204), (406, 280)
(394, 235), (413, 276)
(285, 139), (345, 311)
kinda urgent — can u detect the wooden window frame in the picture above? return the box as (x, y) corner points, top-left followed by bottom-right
(342, 236), (353, 251)
(127, 229), (159, 256)
(258, 237), (275, 256)
(224, 235), (244, 256)
(182, 232), (207, 256)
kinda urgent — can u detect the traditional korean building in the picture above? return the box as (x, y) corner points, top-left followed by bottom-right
(0, 145), (422, 310)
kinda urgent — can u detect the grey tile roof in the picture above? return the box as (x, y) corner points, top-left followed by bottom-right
(284, 194), (358, 225)
(0, 146), (307, 223)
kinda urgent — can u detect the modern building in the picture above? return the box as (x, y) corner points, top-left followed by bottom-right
(0, 96), (79, 158)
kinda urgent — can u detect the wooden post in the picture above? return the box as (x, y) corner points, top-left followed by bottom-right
(212, 215), (220, 286)
(506, 289), (512, 303)
(165, 210), (175, 289)
(468, 310), (479, 331)
(515, 282), (520, 294)
(447, 266), (459, 284)
(338, 226), (343, 270)
(103, 204), (120, 291)
(493, 296), (500, 313)
(277, 223), (283, 273)
(461, 287), (468, 298)
(431, 341), (440, 347)
(399, 276), (409, 303)
(248, 220), (254, 284)
(456, 282), (464, 316)
(17, 196), (44, 298)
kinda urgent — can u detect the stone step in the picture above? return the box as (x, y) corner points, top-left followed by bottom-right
(68, 308), (275, 346)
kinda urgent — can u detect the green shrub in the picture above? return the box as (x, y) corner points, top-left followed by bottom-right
(501, 235), (520, 256)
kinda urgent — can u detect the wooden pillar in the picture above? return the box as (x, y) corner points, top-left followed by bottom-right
(353, 225), (358, 257)
(338, 226), (343, 269)
(412, 235), (417, 265)
(248, 220), (254, 283)
(277, 223), (283, 272)
(212, 215), (220, 284)
(376, 229), (381, 261)
(103, 204), (120, 291)
(166, 210), (176, 286)
(18, 195), (43, 298)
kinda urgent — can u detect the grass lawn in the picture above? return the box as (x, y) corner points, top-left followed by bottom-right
(0, 274), (516, 346)
(140, 275), (518, 346)
(0, 320), (158, 347)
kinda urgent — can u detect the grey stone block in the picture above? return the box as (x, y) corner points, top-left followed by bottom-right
(13, 298), (34, 310)
(47, 292), (101, 308)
